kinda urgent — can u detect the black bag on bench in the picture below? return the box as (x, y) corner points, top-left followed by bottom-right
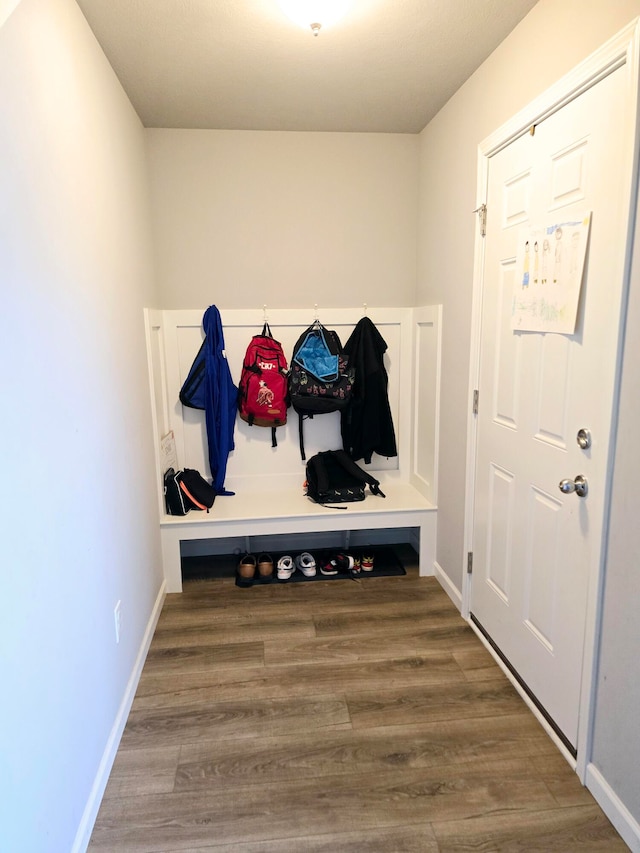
(164, 468), (216, 515)
(305, 450), (386, 505)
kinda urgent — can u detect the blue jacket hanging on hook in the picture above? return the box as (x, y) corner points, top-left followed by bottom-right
(179, 305), (238, 495)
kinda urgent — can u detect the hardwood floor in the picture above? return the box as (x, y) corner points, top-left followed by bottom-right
(88, 549), (626, 852)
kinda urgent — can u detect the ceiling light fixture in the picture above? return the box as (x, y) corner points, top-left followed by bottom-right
(277, 1), (351, 36)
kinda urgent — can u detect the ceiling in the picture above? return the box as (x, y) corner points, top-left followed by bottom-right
(76, 0), (538, 134)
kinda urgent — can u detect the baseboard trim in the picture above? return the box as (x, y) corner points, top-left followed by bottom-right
(72, 579), (166, 853)
(433, 560), (462, 610)
(468, 618), (577, 770)
(586, 763), (640, 852)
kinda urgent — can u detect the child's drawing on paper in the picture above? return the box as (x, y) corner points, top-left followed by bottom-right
(542, 238), (550, 284)
(570, 230), (581, 276)
(553, 226), (563, 283)
(522, 241), (530, 288)
(512, 212), (591, 333)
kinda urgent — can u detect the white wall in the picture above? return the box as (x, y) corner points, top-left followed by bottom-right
(146, 129), (420, 310)
(417, 0), (640, 834)
(590, 189), (640, 827)
(0, 1), (162, 850)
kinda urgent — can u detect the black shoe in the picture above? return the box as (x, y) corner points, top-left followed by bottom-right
(334, 552), (356, 574)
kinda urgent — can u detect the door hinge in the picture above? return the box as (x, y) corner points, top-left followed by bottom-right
(474, 203), (487, 237)
(467, 551), (473, 574)
(472, 389), (479, 415)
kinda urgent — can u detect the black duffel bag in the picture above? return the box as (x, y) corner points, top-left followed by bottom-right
(164, 468), (216, 515)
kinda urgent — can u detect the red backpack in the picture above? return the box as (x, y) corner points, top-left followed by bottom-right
(238, 323), (289, 446)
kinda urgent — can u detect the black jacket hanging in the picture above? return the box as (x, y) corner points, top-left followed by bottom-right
(340, 316), (397, 464)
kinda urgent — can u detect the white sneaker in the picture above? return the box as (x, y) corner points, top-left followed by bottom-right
(277, 555), (295, 580)
(295, 552), (316, 577)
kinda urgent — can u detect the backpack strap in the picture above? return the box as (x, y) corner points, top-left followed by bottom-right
(325, 450), (386, 497)
(297, 412), (319, 461)
(298, 412), (306, 460)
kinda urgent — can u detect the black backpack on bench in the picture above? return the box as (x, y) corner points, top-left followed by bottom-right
(305, 450), (386, 505)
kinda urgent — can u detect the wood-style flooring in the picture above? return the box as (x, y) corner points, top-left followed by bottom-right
(88, 548), (626, 852)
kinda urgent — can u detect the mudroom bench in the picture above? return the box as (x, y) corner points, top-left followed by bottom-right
(160, 479), (436, 592)
(146, 306), (441, 593)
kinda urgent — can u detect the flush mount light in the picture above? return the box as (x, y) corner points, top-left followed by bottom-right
(277, 1), (352, 36)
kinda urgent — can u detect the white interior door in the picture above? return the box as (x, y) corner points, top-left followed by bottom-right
(470, 64), (632, 751)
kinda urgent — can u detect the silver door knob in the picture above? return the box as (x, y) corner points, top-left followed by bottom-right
(559, 475), (588, 497)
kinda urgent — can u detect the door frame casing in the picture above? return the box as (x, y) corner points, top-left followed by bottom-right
(462, 19), (640, 780)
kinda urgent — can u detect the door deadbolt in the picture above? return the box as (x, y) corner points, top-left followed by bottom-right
(559, 475), (588, 498)
(577, 428), (592, 449)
